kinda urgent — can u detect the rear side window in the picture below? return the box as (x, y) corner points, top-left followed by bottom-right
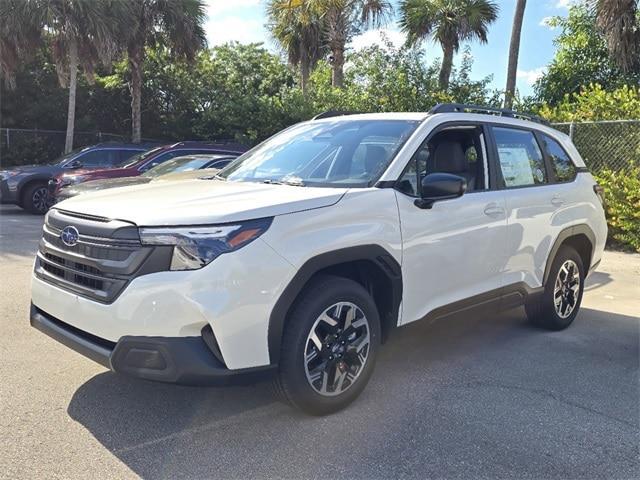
(541, 134), (577, 182)
(117, 149), (143, 164)
(493, 127), (547, 188)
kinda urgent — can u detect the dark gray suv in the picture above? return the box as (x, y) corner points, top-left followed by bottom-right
(0, 142), (155, 214)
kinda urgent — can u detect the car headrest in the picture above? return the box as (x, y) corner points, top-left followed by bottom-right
(431, 141), (467, 173)
(364, 145), (388, 175)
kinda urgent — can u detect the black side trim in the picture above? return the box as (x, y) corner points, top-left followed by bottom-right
(267, 245), (402, 363)
(201, 324), (226, 366)
(414, 282), (543, 324)
(375, 180), (397, 188)
(543, 225), (596, 285)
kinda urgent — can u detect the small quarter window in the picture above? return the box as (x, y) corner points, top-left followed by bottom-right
(541, 134), (577, 182)
(493, 127), (547, 188)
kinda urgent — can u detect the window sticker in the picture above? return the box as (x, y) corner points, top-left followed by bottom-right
(498, 147), (534, 187)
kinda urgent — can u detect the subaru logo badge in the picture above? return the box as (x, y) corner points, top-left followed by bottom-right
(60, 226), (80, 247)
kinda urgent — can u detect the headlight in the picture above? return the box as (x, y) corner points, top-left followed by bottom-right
(139, 218), (272, 271)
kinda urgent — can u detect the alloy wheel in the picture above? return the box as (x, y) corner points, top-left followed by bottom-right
(304, 302), (370, 397)
(32, 187), (50, 213)
(554, 259), (581, 319)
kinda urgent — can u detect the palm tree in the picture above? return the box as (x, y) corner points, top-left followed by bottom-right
(504, 0), (526, 109)
(596, 0), (640, 73)
(124, 0), (207, 143)
(267, 0), (326, 96)
(0, 0), (41, 90)
(399, 0), (499, 90)
(291, 0), (393, 88)
(19, 0), (124, 153)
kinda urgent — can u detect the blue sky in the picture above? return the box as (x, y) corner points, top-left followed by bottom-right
(203, 0), (579, 96)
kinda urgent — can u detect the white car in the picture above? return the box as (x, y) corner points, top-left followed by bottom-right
(30, 105), (607, 415)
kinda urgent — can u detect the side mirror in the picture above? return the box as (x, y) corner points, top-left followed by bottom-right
(415, 173), (467, 209)
(68, 160), (82, 169)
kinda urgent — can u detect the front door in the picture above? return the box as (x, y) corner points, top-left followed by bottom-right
(396, 124), (507, 326)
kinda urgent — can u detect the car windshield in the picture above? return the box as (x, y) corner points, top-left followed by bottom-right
(119, 146), (164, 168)
(142, 156), (215, 178)
(219, 119), (419, 187)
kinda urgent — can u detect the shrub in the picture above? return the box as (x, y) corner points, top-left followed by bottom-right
(594, 168), (640, 252)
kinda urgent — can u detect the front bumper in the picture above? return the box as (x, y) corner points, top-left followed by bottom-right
(0, 177), (17, 204)
(30, 304), (277, 385)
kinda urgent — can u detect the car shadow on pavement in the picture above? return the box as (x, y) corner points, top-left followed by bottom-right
(584, 270), (613, 291)
(67, 306), (639, 479)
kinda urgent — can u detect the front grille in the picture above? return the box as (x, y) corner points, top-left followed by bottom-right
(35, 209), (172, 303)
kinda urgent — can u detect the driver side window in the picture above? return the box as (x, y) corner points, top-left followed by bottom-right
(397, 126), (486, 197)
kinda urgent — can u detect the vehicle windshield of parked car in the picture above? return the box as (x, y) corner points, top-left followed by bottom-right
(141, 156), (215, 178)
(119, 146), (164, 168)
(219, 119), (419, 187)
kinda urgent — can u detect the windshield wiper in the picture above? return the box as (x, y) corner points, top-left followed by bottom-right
(199, 173), (226, 181)
(262, 177), (305, 187)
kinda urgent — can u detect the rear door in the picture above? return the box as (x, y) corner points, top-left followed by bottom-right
(490, 126), (559, 289)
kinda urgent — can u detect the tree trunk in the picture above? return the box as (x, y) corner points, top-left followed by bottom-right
(438, 44), (454, 91)
(300, 60), (310, 97)
(128, 45), (143, 143)
(331, 46), (345, 89)
(504, 0), (527, 109)
(64, 37), (78, 154)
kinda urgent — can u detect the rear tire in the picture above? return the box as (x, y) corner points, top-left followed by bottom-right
(273, 275), (381, 415)
(22, 182), (50, 215)
(526, 245), (584, 330)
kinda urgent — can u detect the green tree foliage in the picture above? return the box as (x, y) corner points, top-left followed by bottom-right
(534, 2), (640, 104)
(267, 0), (326, 96)
(3, 41), (500, 148)
(539, 84), (640, 121)
(595, 168), (640, 252)
(399, 0), (499, 90)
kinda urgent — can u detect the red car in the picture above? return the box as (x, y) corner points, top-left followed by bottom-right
(49, 141), (247, 197)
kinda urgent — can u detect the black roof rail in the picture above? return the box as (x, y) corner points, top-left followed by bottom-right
(429, 103), (549, 125)
(312, 110), (360, 120)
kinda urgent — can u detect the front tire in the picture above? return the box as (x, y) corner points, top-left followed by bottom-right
(22, 182), (50, 215)
(274, 275), (381, 415)
(526, 245), (585, 330)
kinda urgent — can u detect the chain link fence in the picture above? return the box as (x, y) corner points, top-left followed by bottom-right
(0, 128), (160, 167)
(552, 120), (640, 173)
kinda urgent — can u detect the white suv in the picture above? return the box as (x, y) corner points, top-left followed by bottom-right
(30, 105), (607, 415)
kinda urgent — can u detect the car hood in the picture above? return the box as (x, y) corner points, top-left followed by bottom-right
(54, 179), (347, 225)
(4, 164), (60, 175)
(62, 176), (152, 195)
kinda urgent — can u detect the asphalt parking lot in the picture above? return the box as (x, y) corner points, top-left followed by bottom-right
(1, 203), (638, 479)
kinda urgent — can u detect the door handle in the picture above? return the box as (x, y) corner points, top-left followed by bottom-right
(483, 203), (505, 217)
(551, 196), (565, 207)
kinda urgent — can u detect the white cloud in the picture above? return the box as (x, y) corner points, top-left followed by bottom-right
(203, 0), (269, 47)
(350, 29), (407, 51)
(205, 0), (262, 17)
(517, 67), (546, 85)
(205, 16), (267, 46)
(555, 0), (578, 8)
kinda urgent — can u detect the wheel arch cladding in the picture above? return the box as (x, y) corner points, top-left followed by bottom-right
(543, 225), (596, 284)
(267, 245), (402, 364)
